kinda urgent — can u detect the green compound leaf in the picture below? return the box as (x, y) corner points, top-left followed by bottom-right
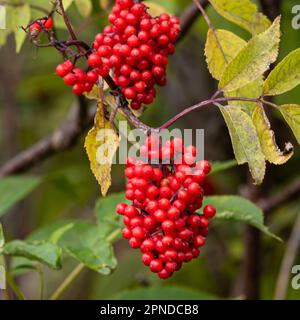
(219, 17), (280, 92)
(209, 0), (271, 35)
(4, 240), (62, 269)
(219, 105), (265, 185)
(278, 104), (300, 144)
(203, 195), (281, 241)
(205, 29), (246, 80)
(252, 105), (294, 164)
(264, 48), (300, 96)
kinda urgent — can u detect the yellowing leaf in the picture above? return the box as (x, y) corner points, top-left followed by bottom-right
(219, 105), (265, 185)
(75, 0), (93, 17)
(264, 48), (300, 96)
(99, 0), (111, 10)
(253, 105), (293, 164)
(219, 17), (281, 92)
(85, 89), (120, 196)
(278, 104), (300, 144)
(209, 0), (271, 35)
(205, 29), (246, 80)
(225, 77), (263, 116)
(144, 1), (166, 16)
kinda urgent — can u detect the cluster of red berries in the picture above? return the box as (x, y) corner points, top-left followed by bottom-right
(55, 0), (180, 108)
(55, 60), (102, 95)
(29, 17), (53, 36)
(116, 136), (216, 279)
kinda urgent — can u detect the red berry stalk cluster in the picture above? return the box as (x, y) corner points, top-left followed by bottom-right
(116, 136), (216, 279)
(56, 60), (102, 95)
(29, 17), (53, 36)
(55, 0), (180, 109)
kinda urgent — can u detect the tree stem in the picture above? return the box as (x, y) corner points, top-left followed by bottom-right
(50, 263), (85, 300)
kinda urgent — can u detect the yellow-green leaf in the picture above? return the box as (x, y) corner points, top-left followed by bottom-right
(75, 0), (93, 17)
(253, 105), (293, 164)
(209, 0), (271, 35)
(64, 0), (75, 10)
(219, 105), (265, 185)
(99, 0), (112, 11)
(205, 29), (246, 80)
(225, 77), (264, 116)
(219, 17), (280, 92)
(144, 1), (166, 16)
(85, 89), (120, 196)
(278, 104), (300, 144)
(7, 4), (31, 53)
(264, 48), (300, 96)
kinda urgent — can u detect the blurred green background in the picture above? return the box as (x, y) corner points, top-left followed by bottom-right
(0, 0), (300, 300)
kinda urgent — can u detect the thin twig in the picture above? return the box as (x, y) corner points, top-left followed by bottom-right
(193, 0), (228, 63)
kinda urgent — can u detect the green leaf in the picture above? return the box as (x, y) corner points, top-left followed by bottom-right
(219, 105), (265, 185)
(58, 222), (118, 275)
(209, 0), (271, 35)
(252, 105), (293, 164)
(0, 175), (41, 218)
(63, 0), (75, 10)
(264, 48), (300, 96)
(225, 77), (264, 116)
(10, 220), (78, 273)
(219, 17), (280, 92)
(4, 240), (62, 269)
(278, 104), (300, 144)
(210, 160), (238, 175)
(203, 195), (281, 241)
(75, 0), (93, 17)
(111, 286), (218, 300)
(96, 192), (128, 227)
(7, 3), (31, 52)
(205, 29), (246, 80)
(0, 223), (4, 248)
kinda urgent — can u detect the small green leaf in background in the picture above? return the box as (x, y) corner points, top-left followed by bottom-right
(203, 195), (281, 241)
(0, 175), (41, 218)
(75, 0), (93, 18)
(263, 48), (300, 96)
(63, 0), (75, 10)
(4, 240), (62, 269)
(278, 105), (300, 144)
(219, 105), (265, 185)
(209, 0), (271, 35)
(0, 223), (4, 248)
(205, 29), (246, 80)
(143, 1), (167, 16)
(6, 3), (31, 53)
(96, 192), (128, 226)
(219, 17), (280, 92)
(210, 159), (237, 175)
(252, 105), (293, 164)
(99, 0), (111, 11)
(111, 286), (218, 300)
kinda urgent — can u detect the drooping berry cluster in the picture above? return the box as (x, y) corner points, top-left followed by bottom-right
(55, 60), (103, 95)
(55, 0), (180, 109)
(116, 136), (216, 279)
